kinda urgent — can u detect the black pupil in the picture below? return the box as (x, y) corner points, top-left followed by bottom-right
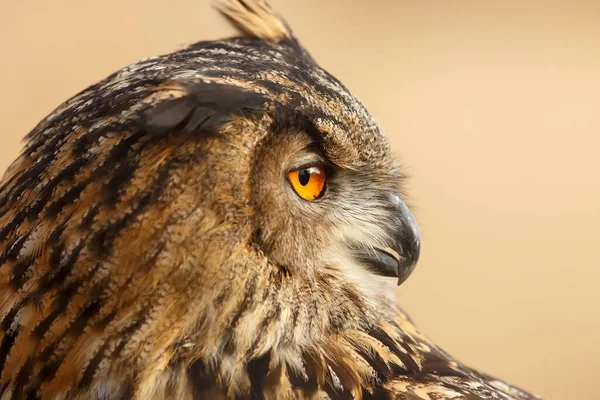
(298, 169), (311, 186)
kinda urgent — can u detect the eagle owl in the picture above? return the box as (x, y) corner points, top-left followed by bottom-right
(0, 1), (540, 399)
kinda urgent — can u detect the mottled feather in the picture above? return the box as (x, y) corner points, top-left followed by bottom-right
(0, 1), (540, 399)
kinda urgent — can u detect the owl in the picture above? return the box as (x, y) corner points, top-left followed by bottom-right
(0, 1), (540, 399)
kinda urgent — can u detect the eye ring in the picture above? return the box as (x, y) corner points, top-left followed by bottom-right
(288, 165), (326, 201)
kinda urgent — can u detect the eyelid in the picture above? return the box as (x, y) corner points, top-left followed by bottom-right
(287, 153), (326, 172)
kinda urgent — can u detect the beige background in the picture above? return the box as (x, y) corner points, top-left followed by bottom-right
(2, 1), (599, 398)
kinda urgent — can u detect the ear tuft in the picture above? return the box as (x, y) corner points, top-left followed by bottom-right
(214, 0), (292, 43)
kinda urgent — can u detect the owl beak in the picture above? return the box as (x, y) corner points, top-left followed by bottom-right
(354, 196), (420, 285)
(393, 198), (421, 285)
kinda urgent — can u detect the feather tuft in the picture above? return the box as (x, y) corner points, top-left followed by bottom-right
(214, 0), (292, 42)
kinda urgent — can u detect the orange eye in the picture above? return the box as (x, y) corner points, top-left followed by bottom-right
(288, 165), (326, 201)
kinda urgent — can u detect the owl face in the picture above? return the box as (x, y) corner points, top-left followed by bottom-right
(249, 122), (420, 290)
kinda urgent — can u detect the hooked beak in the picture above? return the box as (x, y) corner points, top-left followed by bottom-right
(355, 196), (421, 285)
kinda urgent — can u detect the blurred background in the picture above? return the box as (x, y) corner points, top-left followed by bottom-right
(1, 0), (599, 398)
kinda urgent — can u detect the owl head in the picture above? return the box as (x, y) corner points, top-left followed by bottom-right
(125, 1), (421, 299)
(182, 1), (418, 280)
(0, 0), (421, 397)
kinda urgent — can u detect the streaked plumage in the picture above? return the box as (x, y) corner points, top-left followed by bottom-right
(0, 1), (540, 399)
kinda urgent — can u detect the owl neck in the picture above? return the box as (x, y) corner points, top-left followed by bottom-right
(180, 250), (415, 398)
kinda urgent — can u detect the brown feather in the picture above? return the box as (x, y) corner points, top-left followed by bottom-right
(0, 1), (541, 399)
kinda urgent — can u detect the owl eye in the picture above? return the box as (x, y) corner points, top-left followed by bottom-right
(288, 165), (326, 201)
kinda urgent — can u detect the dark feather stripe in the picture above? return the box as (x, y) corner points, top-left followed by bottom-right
(24, 81), (102, 142)
(13, 156), (85, 225)
(0, 327), (20, 377)
(247, 303), (281, 356)
(288, 351), (319, 397)
(25, 82), (156, 156)
(246, 350), (271, 400)
(24, 117), (78, 159)
(0, 154), (51, 214)
(7, 249), (37, 290)
(87, 151), (175, 258)
(322, 371), (352, 400)
(34, 263), (104, 373)
(88, 130), (147, 182)
(9, 221), (67, 288)
(0, 242), (83, 346)
(105, 310), (151, 377)
(99, 157), (138, 205)
(0, 211), (31, 245)
(88, 191), (152, 257)
(44, 179), (89, 219)
(38, 240), (85, 295)
(79, 307), (152, 391)
(188, 359), (220, 398)
(32, 299), (107, 389)
(0, 306), (21, 334)
(0, 382), (8, 398)
(79, 205), (100, 231)
(71, 122), (133, 156)
(0, 158), (87, 254)
(33, 275), (105, 351)
(66, 293), (106, 337)
(367, 326), (420, 373)
(31, 309), (62, 340)
(221, 274), (258, 354)
(354, 346), (393, 381)
(11, 357), (34, 400)
(78, 341), (110, 390)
